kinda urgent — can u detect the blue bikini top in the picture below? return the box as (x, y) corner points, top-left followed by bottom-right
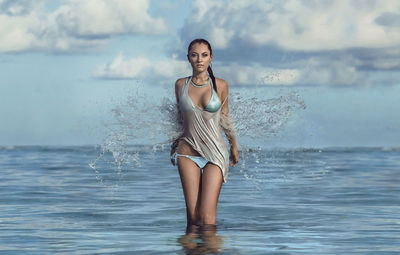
(180, 76), (221, 113)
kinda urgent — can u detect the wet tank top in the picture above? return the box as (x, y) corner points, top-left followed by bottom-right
(178, 76), (230, 183)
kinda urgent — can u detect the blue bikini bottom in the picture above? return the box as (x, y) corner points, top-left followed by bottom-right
(173, 152), (209, 169)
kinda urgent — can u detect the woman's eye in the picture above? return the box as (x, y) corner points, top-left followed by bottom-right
(202, 54), (208, 57)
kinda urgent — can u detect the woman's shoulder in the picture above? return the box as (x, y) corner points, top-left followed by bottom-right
(175, 77), (188, 89)
(175, 77), (189, 100)
(215, 77), (229, 90)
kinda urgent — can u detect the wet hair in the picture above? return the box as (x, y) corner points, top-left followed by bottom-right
(187, 38), (217, 92)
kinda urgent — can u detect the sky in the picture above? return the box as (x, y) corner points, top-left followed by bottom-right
(0, 0), (399, 147)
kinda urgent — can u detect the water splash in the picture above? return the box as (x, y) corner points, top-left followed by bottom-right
(230, 89), (306, 140)
(89, 84), (179, 184)
(89, 83), (306, 186)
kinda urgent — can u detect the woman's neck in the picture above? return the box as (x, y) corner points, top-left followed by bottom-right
(192, 71), (208, 82)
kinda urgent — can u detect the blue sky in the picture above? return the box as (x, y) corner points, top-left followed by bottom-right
(0, 0), (399, 147)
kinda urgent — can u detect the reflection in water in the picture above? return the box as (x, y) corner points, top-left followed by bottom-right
(178, 224), (227, 254)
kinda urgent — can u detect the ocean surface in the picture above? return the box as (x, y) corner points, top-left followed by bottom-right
(0, 145), (399, 254)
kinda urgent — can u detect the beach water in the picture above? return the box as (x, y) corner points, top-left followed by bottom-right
(1, 145), (399, 254)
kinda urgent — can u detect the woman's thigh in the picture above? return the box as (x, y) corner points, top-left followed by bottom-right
(177, 156), (202, 212)
(200, 163), (223, 216)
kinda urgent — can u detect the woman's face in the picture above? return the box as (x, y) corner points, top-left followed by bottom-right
(187, 43), (212, 73)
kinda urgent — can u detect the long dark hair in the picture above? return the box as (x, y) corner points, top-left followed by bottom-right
(187, 38), (217, 92)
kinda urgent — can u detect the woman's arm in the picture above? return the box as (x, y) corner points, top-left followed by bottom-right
(170, 79), (185, 165)
(174, 78), (184, 127)
(219, 79), (239, 167)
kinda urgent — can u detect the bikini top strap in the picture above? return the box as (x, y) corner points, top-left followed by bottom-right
(181, 76), (190, 95)
(186, 76), (192, 87)
(221, 94), (228, 106)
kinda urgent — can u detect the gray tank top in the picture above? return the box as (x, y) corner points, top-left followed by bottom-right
(178, 77), (230, 183)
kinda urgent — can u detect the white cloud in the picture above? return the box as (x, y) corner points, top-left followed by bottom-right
(0, 0), (167, 52)
(183, 0), (400, 51)
(354, 47), (400, 70)
(55, 0), (166, 37)
(94, 53), (302, 86)
(0, 0), (41, 16)
(93, 53), (191, 80)
(177, 0), (400, 86)
(94, 51), (375, 87)
(215, 57), (368, 87)
(215, 64), (300, 86)
(296, 57), (367, 86)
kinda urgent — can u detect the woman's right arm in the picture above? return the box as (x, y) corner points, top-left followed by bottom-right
(219, 79), (239, 167)
(170, 79), (185, 165)
(174, 78), (185, 128)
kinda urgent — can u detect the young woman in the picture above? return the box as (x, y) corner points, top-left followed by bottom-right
(170, 38), (239, 232)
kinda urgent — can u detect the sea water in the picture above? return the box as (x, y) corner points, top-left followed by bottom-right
(0, 146), (399, 254)
(1, 86), (399, 254)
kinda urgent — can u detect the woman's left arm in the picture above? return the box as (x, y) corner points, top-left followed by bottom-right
(219, 79), (239, 167)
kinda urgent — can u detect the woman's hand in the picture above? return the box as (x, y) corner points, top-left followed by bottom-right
(170, 136), (182, 166)
(170, 146), (176, 166)
(229, 146), (239, 167)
